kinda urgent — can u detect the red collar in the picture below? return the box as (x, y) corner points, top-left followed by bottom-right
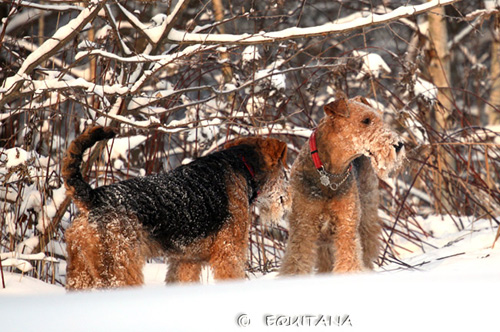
(241, 155), (260, 199)
(309, 129), (352, 190)
(309, 130), (323, 171)
(241, 155), (255, 178)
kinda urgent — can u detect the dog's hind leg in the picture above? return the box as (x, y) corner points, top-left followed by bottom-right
(99, 217), (146, 287)
(166, 258), (202, 283)
(65, 216), (105, 290)
(315, 242), (334, 273)
(315, 214), (337, 273)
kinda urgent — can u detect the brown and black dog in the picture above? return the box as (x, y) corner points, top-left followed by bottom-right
(63, 126), (288, 290)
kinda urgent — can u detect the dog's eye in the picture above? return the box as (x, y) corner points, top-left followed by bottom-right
(362, 117), (371, 125)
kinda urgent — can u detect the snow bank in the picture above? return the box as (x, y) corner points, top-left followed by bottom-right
(2, 271), (64, 295)
(1, 269), (498, 331)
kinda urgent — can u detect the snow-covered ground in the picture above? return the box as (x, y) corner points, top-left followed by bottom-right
(2, 215), (499, 331)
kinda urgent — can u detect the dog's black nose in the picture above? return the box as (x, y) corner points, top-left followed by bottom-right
(394, 142), (404, 153)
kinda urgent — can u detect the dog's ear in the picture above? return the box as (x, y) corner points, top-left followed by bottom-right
(352, 96), (371, 107)
(324, 91), (350, 118)
(225, 137), (288, 169)
(259, 139), (288, 170)
(276, 140), (288, 169)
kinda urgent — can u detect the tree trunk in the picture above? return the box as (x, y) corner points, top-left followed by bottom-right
(427, 3), (454, 214)
(487, 14), (500, 125)
(212, 0), (233, 84)
(427, 3), (452, 130)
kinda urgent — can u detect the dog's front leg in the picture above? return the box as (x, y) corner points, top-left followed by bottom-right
(329, 188), (364, 273)
(279, 198), (321, 275)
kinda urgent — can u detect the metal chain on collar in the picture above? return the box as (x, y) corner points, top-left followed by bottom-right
(317, 166), (351, 191)
(309, 130), (352, 192)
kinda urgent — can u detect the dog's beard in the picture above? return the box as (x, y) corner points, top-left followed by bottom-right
(257, 195), (287, 225)
(369, 144), (405, 180)
(256, 171), (290, 225)
(356, 131), (405, 181)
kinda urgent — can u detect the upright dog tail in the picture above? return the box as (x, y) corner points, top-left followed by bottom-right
(62, 126), (117, 210)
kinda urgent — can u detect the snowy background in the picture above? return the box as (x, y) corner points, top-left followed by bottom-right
(1, 0), (500, 330)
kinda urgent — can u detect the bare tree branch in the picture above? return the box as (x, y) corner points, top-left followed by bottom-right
(166, 0), (461, 45)
(0, 0), (105, 109)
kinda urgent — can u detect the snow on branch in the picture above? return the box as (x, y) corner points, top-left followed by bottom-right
(167, 0), (461, 45)
(116, 0), (190, 45)
(3, 1), (84, 12)
(103, 4), (132, 55)
(27, 61), (343, 132)
(0, 0), (104, 109)
(74, 44), (215, 65)
(14, 1), (102, 76)
(2, 36), (87, 78)
(128, 63), (344, 113)
(69, 44), (217, 101)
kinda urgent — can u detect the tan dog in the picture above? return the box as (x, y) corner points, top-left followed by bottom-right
(63, 126), (288, 290)
(280, 96), (404, 275)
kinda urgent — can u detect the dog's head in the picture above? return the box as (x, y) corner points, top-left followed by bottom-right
(224, 136), (288, 172)
(225, 137), (290, 224)
(317, 94), (405, 179)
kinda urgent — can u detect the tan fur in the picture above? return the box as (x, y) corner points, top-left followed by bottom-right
(65, 213), (157, 290)
(65, 216), (103, 289)
(280, 95), (404, 275)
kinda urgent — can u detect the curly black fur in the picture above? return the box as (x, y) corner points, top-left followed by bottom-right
(63, 126), (263, 252)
